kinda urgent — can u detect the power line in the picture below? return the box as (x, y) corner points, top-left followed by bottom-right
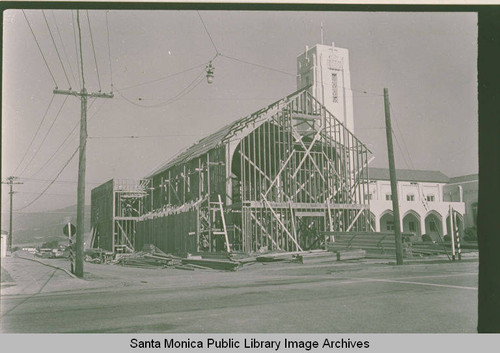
(18, 96), (70, 177)
(105, 10), (114, 89)
(42, 10), (71, 89)
(1, 210), (80, 215)
(12, 95), (56, 175)
(77, 10), (85, 88)
(219, 53), (382, 97)
(115, 69), (206, 108)
(389, 102), (416, 170)
(20, 177), (101, 185)
(197, 11), (219, 55)
(16, 191), (75, 197)
(51, 10), (78, 88)
(16, 147), (79, 211)
(72, 10), (82, 88)
(392, 127), (412, 170)
(28, 99), (102, 179)
(220, 54), (297, 77)
(22, 10), (58, 87)
(118, 59), (212, 91)
(86, 10), (102, 91)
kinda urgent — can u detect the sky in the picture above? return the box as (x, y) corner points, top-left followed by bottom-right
(1, 10), (478, 215)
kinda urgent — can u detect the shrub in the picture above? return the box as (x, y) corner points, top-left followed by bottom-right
(463, 227), (477, 242)
(422, 234), (434, 242)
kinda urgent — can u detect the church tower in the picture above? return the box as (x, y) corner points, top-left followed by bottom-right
(297, 43), (355, 132)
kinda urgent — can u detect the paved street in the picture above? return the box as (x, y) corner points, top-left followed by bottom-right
(1, 255), (478, 333)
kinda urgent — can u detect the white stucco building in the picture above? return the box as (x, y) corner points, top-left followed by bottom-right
(367, 168), (466, 239)
(297, 43), (355, 132)
(296, 42), (471, 239)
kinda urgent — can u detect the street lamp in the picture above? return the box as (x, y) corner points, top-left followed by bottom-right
(206, 62), (214, 84)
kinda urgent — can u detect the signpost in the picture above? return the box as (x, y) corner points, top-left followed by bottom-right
(63, 222), (76, 273)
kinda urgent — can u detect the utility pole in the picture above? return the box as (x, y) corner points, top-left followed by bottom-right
(53, 10), (113, 277)
(2, 176), (23, 251)
(384, 88), (404, 265)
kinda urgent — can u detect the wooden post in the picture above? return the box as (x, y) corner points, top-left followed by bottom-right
(449, 205), (456, 261)
(384, 88), (404, 265)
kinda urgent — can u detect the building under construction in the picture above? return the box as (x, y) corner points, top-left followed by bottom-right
(90, 179), (149, 253)
(91, 43), (373, 255)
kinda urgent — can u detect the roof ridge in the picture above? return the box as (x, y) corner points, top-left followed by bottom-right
(145, 86), (312, 178)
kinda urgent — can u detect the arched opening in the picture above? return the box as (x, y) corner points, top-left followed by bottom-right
(403, 210), (421, 236)
(379, 210), (394, 233)
(424, 211), (442, 241)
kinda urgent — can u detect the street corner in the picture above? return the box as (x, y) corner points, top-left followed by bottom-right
(1, 263), (16, 290)
(0, 255), (78, 297)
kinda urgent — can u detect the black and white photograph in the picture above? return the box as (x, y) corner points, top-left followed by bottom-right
(2, 2), (495, 343)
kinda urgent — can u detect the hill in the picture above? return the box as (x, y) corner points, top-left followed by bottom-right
(3, 205), (91, 247)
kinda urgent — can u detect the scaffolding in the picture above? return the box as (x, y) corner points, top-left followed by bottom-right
(91, 179), (149, 253)
(134, 87), (372, 254)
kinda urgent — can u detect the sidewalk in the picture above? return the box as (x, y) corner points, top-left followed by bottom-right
(1, 254), (114, 297)
(1, 250), (479, 298)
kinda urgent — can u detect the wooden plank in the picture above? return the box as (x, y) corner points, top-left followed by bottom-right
(336, 249), (366, 261)
(115, 221), (134, 250)
(345, 208), (365, 232)
(250, 212), (280, 250)
(264, 150), (295, 197)
(295, 211), (325, 217)
(218, 194), (231, 253)
(181, 258), (240, 271)
(261, 193), (303, 251)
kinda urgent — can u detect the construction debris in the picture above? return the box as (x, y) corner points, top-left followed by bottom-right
(336, 249), (366, 261)
(115, 252), (175, 268)
(181, 258), (240, 271)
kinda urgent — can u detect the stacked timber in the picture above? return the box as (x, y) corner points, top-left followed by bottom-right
(411, 242), (477, 255)
(336, 249), (366, 261)
(116, 252), (179, 268)
(326, 232), (413, 257)
(181, 258), (240, 271)
(256, 250), (335, 263)
(115, 245), (181, 268)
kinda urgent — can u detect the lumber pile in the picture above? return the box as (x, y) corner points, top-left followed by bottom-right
(256, 250), (334, 264)
(115, 244), (181, 268)
(336, 249), (366, 261)
(325, 232), (413, 257)
(181, 258), (240, 271)
(411, 243), (473, 256)
(116, 252), (180, 268)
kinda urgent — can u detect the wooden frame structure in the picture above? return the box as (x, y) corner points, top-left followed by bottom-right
(90, 179), (149, 252)
(133, 87), (372, 254)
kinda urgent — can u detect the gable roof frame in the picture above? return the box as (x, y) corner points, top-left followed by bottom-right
(146, 85), (371, 178)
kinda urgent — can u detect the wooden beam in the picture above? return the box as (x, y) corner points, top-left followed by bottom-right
(288, 199), (298, 251)
(239, 149), (272, 184)
(345, 208), (365, 232)
(218, 194), (231, 253)
(291, 126), (326, 182)
(264, 150), (295, 197)
(116, 221), (134, 250)
(261, 193), (303, 251)
(291, 127), (323, 179)
(250, 212), (280, 250)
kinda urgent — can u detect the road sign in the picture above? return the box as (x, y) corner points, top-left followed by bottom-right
(63, 223), (76, 237)
(64, 222), (76, 274)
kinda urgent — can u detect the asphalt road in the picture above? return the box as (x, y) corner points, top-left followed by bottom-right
(1, 257), (478, 333)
